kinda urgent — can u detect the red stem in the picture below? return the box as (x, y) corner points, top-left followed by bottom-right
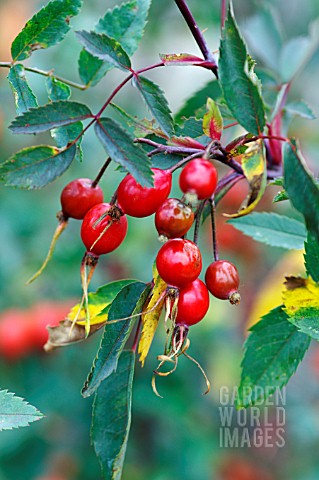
(221, 0), (227, 29)
(223, 121), (239, 130)
(91, 157), (112, 187)
(63, 63), (166, 151)
(209, 199), (219, 261)
(174, 0), (218, 77)
(132, 317), (143, 353)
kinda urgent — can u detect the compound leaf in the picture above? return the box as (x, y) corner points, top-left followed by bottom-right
(79, 0), (151, 86)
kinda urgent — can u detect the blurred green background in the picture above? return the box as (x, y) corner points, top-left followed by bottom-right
(0, 0), (319, 479)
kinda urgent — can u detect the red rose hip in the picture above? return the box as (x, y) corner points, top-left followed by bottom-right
(179, 158), (218, 200)
(174, 279), (210, 326)
(156, 238), (202, 287)
(81, 203), (128, 256)
(205, 260), (240, 304)
(60, 178), (104, 219)
(117, 168), (172, 217)
(155, 198), (194, 239)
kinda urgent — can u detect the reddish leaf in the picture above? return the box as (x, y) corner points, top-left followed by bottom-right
(202, 98), (223, 140)
(160, 53), (215, 69)
(171, 136), (205, 149)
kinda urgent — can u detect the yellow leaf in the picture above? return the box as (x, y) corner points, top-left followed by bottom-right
(66, 280), (136, 327)
(224, 140), (267, 218)
(67, 300), (109, 326)
(283, 276), (319, 316)
(138, 270), (167, 366)
(247, 250), (305, 328)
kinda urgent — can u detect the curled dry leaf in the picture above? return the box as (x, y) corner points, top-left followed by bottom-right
(44, 319), (105, 351)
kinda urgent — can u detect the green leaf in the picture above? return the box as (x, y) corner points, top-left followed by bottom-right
(7, 64), (38, 115)
(79, 0), (151, 87)
(279, 37), (312, 82)
(133, 76), (174, 138)
(82, 282), (149, 398)
(285, 100), (316, 120)
(96, 0), (151, 56)
(78, 52), (110, 89)
(175, 80), (222, 123)
(95, 118), (153, 187)
(283, 277), (319, 342)
(228, 212), (307, 250)
(175, 117), (207, 140)
(286, 307), (319, 341)
(75, 31), (131, 71)
(219, 8), (266, 135)
(236, 306), (310, 408)
(9, 101), (92, 135)
(243, 5), (282, 72)
(68, 279), (136, 327)
(46, 77), (71, 101)
(273, 190), (289, 203)
(91, 350), (135, 480)
(11, 0), (82, 61)
(202, 97), (223, 140)
(51, 122), (83, 148)
(0, 390), (44, 430)
(110, 103), (166, 138)
(304, 232), (319, 282)
(0, 145), (76, 189)
(284, 140), (319, 244)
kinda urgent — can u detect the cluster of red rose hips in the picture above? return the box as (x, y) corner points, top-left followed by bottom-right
(37, 155), (240, 339)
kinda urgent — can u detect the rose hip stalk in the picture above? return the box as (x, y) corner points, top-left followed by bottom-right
(26, 178), (103, 284)
(153, 279), (210, 398)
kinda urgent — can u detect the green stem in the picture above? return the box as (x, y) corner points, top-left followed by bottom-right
(0, 62), (87, 90)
